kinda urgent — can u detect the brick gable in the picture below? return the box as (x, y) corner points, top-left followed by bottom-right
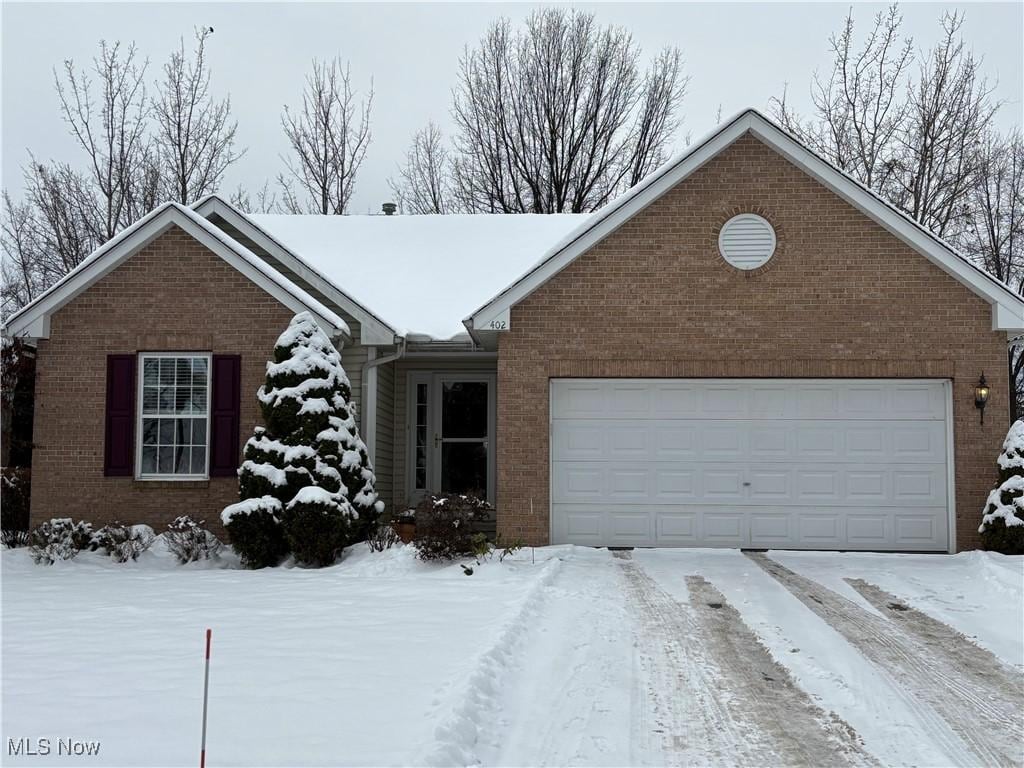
(31, 225), (294, 536)
(496, 134), (1006, 550)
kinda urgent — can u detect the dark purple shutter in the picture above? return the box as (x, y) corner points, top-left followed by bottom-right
(104, 354), (136, 476)
(209, 355), (242, 477)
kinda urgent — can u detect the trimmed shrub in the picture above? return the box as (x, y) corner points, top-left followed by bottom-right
(282, 486), (353, 567)
(165, 516), (223, 564)
(980, 420), (1024, 554)
(413, 493), (492, 560)
(93, 523), (156, 563)
(223, 313), (376, 567)
(29, 518), (93, 565)
(222, 496), (287, 569)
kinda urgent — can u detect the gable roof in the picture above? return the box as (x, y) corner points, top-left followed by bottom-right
(3, 202), (350, 340)
(247, 211), (588, 340)
(467, 108), (1024, 335)
(192, 195), (400, 345)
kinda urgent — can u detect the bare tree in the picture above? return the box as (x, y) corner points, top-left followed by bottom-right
(448, 8), (687, 213)
(888, 12), (999, 238)
(153, 27), (242, 205)
(230, 181), (279, 214)
(1, 194), (44, 312)
(54, 41), (154, 239)
(279, 58), (373, 214)
(1, 161), (100, 316)
(960, 129), (1024, 289)
(388, 123), (453, 214)
(771, 4), (912, 190)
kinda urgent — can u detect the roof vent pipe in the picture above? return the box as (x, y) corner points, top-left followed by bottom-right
(382, 202), (397, 216)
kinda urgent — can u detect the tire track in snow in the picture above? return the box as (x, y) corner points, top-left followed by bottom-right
(748, 552), (1022, 768)
(616, 552), (872, 767)
(846, 579), (1024, 737)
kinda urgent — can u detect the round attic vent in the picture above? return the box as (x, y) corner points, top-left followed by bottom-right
(718, 214), (776, 270)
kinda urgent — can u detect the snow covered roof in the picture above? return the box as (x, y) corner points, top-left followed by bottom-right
(248, 213), (589, 340)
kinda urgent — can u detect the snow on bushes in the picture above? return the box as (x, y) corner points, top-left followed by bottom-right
(412, 493), (492, 560)
(165, 516), (223, 564)
(980, 420), (1024, 554)
(223, 312), (381, 567)
(28, 518), (94, 564)
(93, 523), (156, 563)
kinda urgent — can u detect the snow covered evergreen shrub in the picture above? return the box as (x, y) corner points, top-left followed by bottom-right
(980, 420), (1024, 554)
(412, 493), (491, 560)
(282, 486), (352, 566)
(92, 523), (156, 563)
(28, 518), (93, 564)
(165, 516), (223, 564)
(222, 312), (380, 567)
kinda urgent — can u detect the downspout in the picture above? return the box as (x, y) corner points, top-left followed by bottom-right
(360, 338), (406, 466)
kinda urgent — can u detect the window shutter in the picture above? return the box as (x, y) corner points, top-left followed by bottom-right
(104, 354), (136, 476)
(209, 355), (242, 477)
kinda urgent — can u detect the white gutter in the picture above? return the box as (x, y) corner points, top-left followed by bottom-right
(360, 338), (406, 466)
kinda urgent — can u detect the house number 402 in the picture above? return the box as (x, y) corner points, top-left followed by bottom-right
(488, 320), (507, 330)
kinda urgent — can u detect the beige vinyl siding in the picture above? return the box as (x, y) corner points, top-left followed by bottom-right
(374, 359), (396, 511)
(392, 358), (498, 510)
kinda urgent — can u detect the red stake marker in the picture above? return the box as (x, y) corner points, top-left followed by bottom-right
(200, 629), (212, 768)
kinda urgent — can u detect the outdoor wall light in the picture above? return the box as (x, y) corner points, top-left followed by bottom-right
(975, 374), (990, 424)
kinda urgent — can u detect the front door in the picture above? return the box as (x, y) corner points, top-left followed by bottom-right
(432, 376), (495, 501)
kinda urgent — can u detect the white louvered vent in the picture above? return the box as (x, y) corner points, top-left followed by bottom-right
(718, 214), (776, 270)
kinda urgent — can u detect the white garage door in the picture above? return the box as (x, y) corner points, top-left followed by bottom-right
(550, 379), (952, 551)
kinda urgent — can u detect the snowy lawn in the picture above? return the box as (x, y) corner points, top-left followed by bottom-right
(1, 542), (563, 767)
(2, 543), (1022, 767)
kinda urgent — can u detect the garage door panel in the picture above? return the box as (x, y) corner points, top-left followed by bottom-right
(550, 379), (951, 551)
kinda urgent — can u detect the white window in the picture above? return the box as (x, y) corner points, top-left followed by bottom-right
(137, 353), (211, 479)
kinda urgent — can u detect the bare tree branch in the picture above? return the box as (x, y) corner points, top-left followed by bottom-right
(54, 40), (153, 238)
(388, 122), (453, 214)
(446, 8), (687, 213)
(153, 27), (243, 205)
(279, 58), (373, 214)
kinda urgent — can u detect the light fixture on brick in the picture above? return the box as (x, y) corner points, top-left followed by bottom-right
(975, 374), (990, 424)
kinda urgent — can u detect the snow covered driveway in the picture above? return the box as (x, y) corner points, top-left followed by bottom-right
(2, 545), (1022, 767)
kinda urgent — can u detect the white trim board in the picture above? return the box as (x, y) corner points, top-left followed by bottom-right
(468, 109), (1024, 335)
(3, 202), (350, 341)
(193, 195), (398, 345)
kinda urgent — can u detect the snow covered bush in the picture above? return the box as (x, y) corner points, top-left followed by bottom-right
(92, 523), (156, 563)
(28, 518), (93, 565)
(980, 420), (1024, 554)
(2, 529), (30, 549)
(412, 493), (491, 560)
(165, 516), (223, 564)
(282, 486), (351, 567)
(222, 312), (381, 567)
(366, 517), (398, 552)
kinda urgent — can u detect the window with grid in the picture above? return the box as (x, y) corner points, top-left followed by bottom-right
(138, 354), (210, 478)
(414, 382), (429, 490)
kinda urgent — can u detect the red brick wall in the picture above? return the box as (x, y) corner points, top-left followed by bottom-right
(496, 134), (1007, 551)
(30, 225), (294, 537)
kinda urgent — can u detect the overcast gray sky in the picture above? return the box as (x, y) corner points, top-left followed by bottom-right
(2, 2), (1022, 215)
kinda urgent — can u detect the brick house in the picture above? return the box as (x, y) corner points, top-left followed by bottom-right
(6, 110), (1023, 552)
